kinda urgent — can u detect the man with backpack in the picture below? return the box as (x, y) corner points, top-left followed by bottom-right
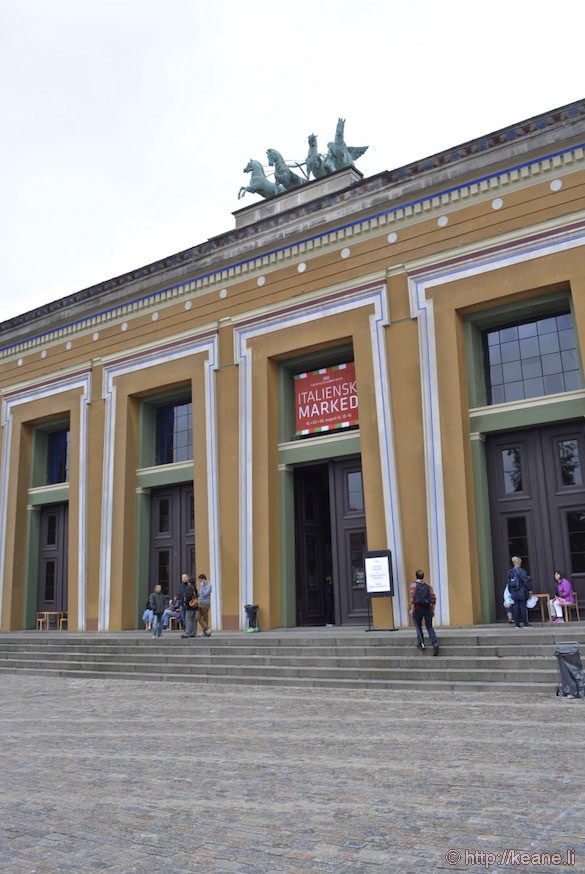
(507, 556), (532, 628)
(410, 569), (439, 656)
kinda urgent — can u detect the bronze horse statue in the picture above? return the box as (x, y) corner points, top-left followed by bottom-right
(238, 159), (278, 200)
(238, 121), (369, 200)
(305, 134), (327, 180)
(266, 148), (306, 192)
(324, 117), (368, 173)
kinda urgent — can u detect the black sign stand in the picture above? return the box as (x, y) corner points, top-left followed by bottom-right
(363, 549), (397, 632)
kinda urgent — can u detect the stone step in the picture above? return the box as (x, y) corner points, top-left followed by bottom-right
(0, 646), (554, 669)
(1, 637), (575, 654)
(0, 663), (556, 694)
(2, 627), (583, 647)
(0, 654), (559, 683)
(0, 627), (579, 693)
(0, 636), (581, 654)
(0, 648), (558, 671)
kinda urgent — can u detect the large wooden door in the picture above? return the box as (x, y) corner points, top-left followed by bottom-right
(330, 458), (368, 625)
(294, 457), (367, 626)
(150, 484), (195, 596)
(487, 422), (585, 618)
(38, 503), (68, 613)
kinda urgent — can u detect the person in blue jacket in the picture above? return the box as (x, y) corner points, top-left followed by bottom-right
(196, 573), (212, 637)
(507, 556), (532, 628)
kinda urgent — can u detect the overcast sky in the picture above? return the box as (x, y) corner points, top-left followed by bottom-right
(1, 0), (583, 322)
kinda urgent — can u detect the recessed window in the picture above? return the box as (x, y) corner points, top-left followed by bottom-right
(347, 471), (364, 511)
(155, 402), (193, 465)
(567, 511), (585, 573)
(46, 430), (70, 484)
(506, 517), (530, 575)
(157, 550), (171, 591)
(158, 498), (171, 533)
(44, 559), (56, 601)
(502, 448), (522, 493)
(559, 440), (583, 486)
(484, 312), (582, 404)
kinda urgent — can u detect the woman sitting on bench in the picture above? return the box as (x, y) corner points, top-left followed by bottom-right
(550, 571), (574, 622)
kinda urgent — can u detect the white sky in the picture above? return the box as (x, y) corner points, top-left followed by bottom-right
(1, 0), (583, 322)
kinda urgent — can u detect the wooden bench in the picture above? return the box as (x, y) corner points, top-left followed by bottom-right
(528, 593), (550, 623)
(36, 611), (64, 630)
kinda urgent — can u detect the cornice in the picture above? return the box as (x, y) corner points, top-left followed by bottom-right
(1, 140), (585, 362)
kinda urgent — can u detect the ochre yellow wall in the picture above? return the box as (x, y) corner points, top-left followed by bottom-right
(2, 154), (585, 631)
(1, 387), (86, 630)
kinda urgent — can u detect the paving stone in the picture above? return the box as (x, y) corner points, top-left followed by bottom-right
(0, 676), (584, 872)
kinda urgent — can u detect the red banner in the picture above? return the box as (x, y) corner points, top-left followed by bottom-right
(294, 362), (358, 436)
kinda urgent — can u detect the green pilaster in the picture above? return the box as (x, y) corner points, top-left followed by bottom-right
(279, 465), (296, 627)
(135, 489), (151, 625)
(24, 506), (41, 629)
(470, 434), (496, 623)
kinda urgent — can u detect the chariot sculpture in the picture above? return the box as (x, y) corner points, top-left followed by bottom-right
(238, 118), (368, 201)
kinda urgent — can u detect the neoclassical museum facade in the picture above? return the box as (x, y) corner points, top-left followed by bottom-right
(2, 99), (585, 632)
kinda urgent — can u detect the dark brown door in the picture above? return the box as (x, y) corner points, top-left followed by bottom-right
(38, 503), (68, 614)
(330, 458), (368, 624)
(150, 484), (194, 596)
(294, 457), (367, 626)
(487, 422), (585, 618)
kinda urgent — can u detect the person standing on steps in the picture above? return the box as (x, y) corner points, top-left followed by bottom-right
(178, 573), (190, 631)
(149, 584), (166, 639)
(507, 556), (532, 628)
(181, 576), (198, 639)
(196, 573), (212, 637)
(409, 570), (439, 656)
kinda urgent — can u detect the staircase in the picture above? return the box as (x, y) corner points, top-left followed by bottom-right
(1, 625), (584, 693)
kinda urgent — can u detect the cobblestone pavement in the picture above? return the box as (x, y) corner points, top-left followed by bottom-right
(1, 676), (583, 874)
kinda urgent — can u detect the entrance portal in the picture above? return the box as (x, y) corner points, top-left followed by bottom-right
(487, 421), (585, 619)
(149, 484), (195, 596)
(294, 457), (368, 626)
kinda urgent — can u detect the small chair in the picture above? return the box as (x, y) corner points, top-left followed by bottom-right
(36, 612), (48, 630)
(168, 615), (178, 631)
(58, 613), (68, 630)
(563, 595), (581, 622)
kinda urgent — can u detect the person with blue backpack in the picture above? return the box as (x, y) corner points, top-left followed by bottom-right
(410, 569), (439, 656)
(507, 556), (532, 628)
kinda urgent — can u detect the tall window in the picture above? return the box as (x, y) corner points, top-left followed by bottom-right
(484, 312), (582, 405)
(155, 402), (193, 465)
(46, 430), (70, 484)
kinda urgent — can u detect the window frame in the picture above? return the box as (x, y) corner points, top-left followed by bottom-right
(483, 310), (581, 405)
(465, 291), (582, 409)
(139, 389), (193, 468)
